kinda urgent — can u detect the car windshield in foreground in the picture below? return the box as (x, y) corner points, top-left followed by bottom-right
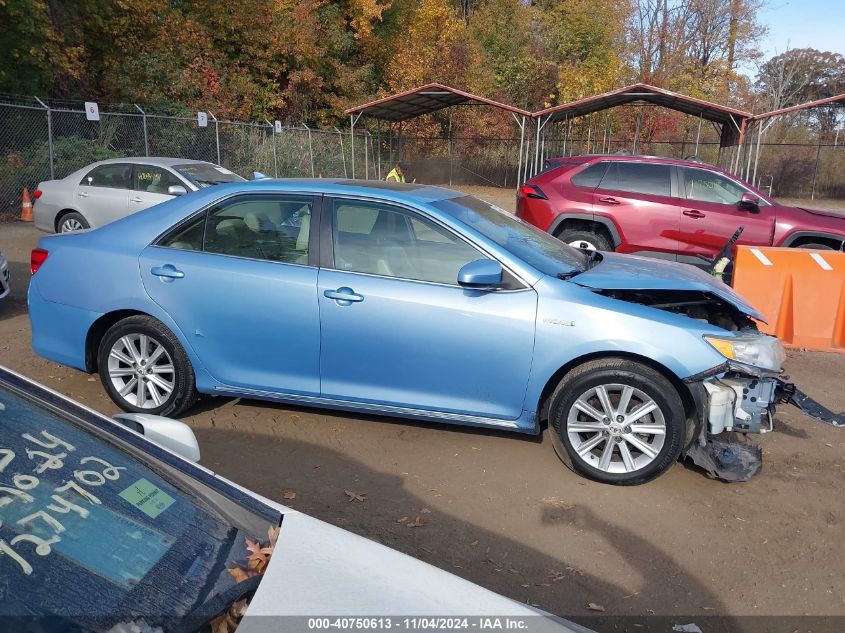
(432, 195), (590, 276)
(0, 379), (280, 632)
(174, 163), (245, 188)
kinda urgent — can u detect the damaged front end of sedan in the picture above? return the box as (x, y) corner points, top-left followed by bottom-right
(593, 286), (844, 482)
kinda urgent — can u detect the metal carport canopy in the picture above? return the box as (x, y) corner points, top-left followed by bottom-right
(751, 93), (845, 120)
(532, 83), (751, 126)
(344, 83), (532, 180)
(345, 83), (531, 121)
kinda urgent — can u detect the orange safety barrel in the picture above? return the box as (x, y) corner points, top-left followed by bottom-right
(732, 246), (845, 353)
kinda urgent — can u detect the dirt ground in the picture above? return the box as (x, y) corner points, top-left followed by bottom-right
(2, 207), (845, 631)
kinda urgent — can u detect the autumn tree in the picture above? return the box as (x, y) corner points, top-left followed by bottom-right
(537, 0), (629, 102)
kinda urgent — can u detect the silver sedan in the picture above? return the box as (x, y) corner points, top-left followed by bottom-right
(33, 157), (245, 233)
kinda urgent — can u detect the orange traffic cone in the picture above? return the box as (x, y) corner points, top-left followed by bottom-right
(20, 188), (33, 222)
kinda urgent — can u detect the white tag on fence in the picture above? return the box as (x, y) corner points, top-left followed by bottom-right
(84, 102), (100, 121)
(197, 112), (208, 128)
(274, 120), (282, 134)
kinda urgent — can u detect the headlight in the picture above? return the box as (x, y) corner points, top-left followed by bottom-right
(704, 333), (785, 372)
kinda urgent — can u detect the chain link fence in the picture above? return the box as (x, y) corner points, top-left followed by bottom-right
(2, 96), (843, 218)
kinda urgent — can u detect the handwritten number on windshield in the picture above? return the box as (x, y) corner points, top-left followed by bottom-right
(0, 431), (125, 575)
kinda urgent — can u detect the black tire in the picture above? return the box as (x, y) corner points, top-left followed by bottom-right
(98, 315), (198, 417)
(556, 228), (612, 252)
(794, 242), (834, 250)
(56, 211), (89, 233)
(548, 358), (686, 485)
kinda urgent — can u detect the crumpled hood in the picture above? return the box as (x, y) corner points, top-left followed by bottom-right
(573, 252), (766, 321)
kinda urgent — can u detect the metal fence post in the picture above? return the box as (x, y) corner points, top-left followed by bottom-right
(135, 104), (149, 155)
(302, 123), (315, 177)
(811, 135), (823, 200)
(364, 130), (369, 180)
(208, 111), (221, 164)
(34, 97), (54, 179)
(265, 120), (279, 177)
(334, 127), (347, 177)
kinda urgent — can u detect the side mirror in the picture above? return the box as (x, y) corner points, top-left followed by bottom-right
(457, 259), (504, 290)
(167, 185), (188, 196)
(113, 413), (201, 462)
(738, 193), (760, 213)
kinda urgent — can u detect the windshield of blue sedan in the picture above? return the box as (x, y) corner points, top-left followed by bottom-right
(0, 382), (279, 631)
(432, 196), (589, 275)
(174, 163), (245, 188)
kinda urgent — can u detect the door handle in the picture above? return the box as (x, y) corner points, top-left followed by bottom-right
(683, 209), (706, 219)
(598, 196), (620, 205)
(324, 287), (364, 304)
(77, 191), (89, 198)
(130, 196), (144, 203)
(150, 265), (185, 279)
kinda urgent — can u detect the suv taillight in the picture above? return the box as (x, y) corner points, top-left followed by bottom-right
(519, 184), (548, 200)
(33, 189), (43, 199)
(31, 248), (48, 275)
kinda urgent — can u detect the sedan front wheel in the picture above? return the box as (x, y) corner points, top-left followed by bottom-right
(98, 315), (198, 417)
(549, 358), (686, 485)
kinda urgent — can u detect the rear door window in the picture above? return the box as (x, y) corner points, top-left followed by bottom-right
(160, 194), (314, 265)
(80, 164), (132, 189)
(571, 162), (608, 189)
(598, 162), (671, 197)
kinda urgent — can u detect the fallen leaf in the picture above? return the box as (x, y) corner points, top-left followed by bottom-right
(407, 515), (425, 528)
(420, 508), (431, 514)
(397, 516), (409, 523)
(623, 591), (640, 599)
(586, 602), (606, 612)
(470, 539), (479, 546)
(282, 490), (297, 500)
(344, 489), (366, 502)
(87, 377), (96, 382)
(227, 566), (255, 582)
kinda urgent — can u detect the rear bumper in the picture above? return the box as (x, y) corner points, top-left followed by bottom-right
(28, 278), (100, 371)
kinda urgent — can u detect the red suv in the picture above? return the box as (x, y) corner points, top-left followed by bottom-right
(516, 154), (845, 264)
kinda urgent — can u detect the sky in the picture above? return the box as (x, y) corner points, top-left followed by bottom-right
(756, 0), (845, 60)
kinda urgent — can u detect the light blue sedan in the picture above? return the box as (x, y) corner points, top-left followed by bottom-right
(29, 179), (795, 484)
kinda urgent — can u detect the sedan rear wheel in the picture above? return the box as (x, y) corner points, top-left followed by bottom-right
(549, 358), (686, 485)
(98, 315), (197, 417)
(58, 212), (89, 233)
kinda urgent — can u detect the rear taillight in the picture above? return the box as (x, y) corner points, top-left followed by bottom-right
(31, 248), (48, 275)
(518, 184), (548, 200)
(33, 189), (43, 199)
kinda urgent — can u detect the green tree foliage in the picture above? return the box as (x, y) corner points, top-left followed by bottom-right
(1, 0), (840, 134)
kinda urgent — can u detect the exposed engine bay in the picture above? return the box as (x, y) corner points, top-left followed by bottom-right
(595, 288), (755, 331)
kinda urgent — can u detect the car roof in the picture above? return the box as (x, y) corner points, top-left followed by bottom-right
(551, 153), (716, 169)
(207, 178), (468, 204)
(85, 157), (217, 168)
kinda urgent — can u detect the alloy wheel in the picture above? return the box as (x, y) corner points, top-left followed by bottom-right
(60, 218), (84, 232)
(107, 333), (176, 409)
(566, 383), (666, 473)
